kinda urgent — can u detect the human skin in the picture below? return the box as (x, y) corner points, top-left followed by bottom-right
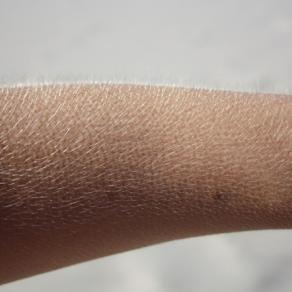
(0, 83), (291, 284)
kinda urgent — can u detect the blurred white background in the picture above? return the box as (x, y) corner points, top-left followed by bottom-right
(0, 0), (292, 291)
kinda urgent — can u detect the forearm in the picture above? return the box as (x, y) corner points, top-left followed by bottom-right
(0, 84), (291, 283)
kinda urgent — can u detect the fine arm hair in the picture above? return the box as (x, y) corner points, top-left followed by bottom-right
(0, 83), (291, 284)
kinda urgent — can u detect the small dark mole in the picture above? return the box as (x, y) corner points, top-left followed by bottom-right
(213, 189), (230, 203)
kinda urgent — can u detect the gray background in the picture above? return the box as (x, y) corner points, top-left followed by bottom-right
(0, 0), (292, 291)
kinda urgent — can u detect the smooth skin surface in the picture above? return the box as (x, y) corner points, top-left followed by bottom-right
(0, 84), (291, 284)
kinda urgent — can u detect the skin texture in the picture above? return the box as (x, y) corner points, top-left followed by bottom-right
(0, 83), (291, 284)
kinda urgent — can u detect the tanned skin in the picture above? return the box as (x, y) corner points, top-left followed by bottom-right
(0, 84), (291, 284)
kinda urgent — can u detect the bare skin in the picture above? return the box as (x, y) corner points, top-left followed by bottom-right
(0, 83), (291, 284)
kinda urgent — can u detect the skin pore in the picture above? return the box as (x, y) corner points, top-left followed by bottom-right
(0, 83), (291, 283)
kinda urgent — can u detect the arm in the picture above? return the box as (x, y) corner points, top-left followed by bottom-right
(0, 83), (291, 283)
